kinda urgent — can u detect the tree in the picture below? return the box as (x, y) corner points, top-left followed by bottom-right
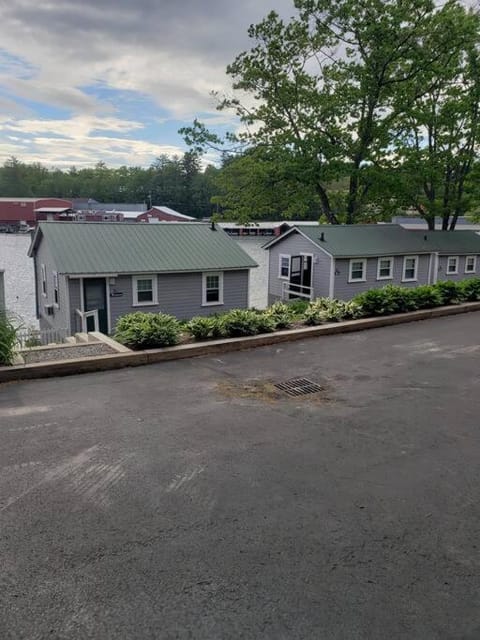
(181, 0), (479, 225)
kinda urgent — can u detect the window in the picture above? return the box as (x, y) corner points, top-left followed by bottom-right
(53, 271), (59, 306)
(202, 272), (223, 306)
(377, 257), (393, 280)
(447, 256), (459, 275)
(132, 275), (158, 306)
(348, 259), (366, 282)
(279, 254), (290, 279)
(465, 256), (477, 274)
(402, 256), (418, 281)
(41, 264), (47, 296)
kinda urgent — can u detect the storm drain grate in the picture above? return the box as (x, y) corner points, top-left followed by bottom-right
(274, 377), (323, 397)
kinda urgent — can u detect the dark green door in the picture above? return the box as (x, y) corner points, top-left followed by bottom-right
(83, 278), (108, 333)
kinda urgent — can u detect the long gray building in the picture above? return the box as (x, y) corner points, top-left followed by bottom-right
(264, 224), (480, 304)
(28, 222), (257, 335)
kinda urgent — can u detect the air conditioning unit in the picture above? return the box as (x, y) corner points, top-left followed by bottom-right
(44, 304), (55, 316)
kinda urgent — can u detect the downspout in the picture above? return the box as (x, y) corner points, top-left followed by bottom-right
(329, 256), (335, 298)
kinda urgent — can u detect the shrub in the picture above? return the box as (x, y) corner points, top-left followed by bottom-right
(254, 312), (276, 334)
(433, 280), (464, 305)
(458, 277), (480, 301)
(114, 312), (180, 349)
(264, 302), (294, 330)
(410, 285), (443, 309)
(0, 312), (19, 366)
(303, 298), (363, 325)
(221, 309), (261, 337)
(353, 285), (417, 316)
(186, 315), (225, 341)
(286, 298), (310, 317)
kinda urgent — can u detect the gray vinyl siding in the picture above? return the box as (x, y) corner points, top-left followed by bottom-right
(109, 269), (250, 328)
(437, 255), (480, 282)
(333, 254), (432, 301)
(68, 278), (82, 333)
(0, 271), (5, 311)
(267, 232), (332, 304)
(33, 238), (70, 332)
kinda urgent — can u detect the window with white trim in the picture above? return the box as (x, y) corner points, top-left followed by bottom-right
(41, 264), (47, 296)
(53, 271), (59, 306)
(279, 254), (290, 279)
(377, 257), (393, 280)
(447, 256), (459, 274)
(349, 259), (367, 282)
(132, 275), (158, 306)
(465, 256), (477, 274)
(202, 272), (223, 306)
(402, 256), (418, 281)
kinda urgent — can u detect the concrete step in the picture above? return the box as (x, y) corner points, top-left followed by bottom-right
(65, 336), (76, 345)
(75, 332), (89, 343)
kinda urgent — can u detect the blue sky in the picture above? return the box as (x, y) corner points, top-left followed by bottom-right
(0, 0), (293, 168)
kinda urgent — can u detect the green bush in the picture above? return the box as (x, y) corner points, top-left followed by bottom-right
(457, 277), (480, 301)
(264, 302), (294, 330)
(433, 280), (464, 305)
(186, 315), (225, 341)
(254, 312), (276, 334)
(0, 312), (19, 366)
(114, 312), (180, 349)
(303, 298), (363, 325)
(221, 309), (261, 337)
(285, 298), (310, 317)
(353, 285), (417, 316)
(410, 285), (443, 309)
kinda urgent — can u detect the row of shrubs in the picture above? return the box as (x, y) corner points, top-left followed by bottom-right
(113, 277), (480, 350)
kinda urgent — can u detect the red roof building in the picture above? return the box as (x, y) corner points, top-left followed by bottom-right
(0, 197), (73, 226)
(137, 206), (196, 223)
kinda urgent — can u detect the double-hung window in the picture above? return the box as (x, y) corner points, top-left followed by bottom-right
(53, 271), (59, 306)
(402, 256), (418, 281)
(377, 257), (393, 280)
(447, 256), (459, 275)
(132, 275), (158, 306)
(279, 254), (290, 279)
(349, 259), (367, 282)
(465, 256), (477, 274)
(41, 264), (47, 296)
(202, 272), (223, 306)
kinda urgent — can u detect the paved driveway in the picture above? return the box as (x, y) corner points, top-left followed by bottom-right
(1, 314), (480, 640)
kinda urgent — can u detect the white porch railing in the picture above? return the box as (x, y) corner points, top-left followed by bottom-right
(282, 281), (314, 301)
(76, 308), (99, 332)
(16, 327), (69, 348)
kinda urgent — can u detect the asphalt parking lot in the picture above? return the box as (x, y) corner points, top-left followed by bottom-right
(1, 313), (480, 640)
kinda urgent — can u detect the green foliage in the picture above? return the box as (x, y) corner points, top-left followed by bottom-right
(285, 299), (310, 317)
(221, 309), (263, 337)
(303, 298), (364, 325)
(0, 312), (19, 366)
(24, 329), (42, 348)
(411, 285), (443, 309)
(114, 312), (180, 349)
(353, 285), (417, 316)
(457, 277), (480, 301)
(263, 302), (294, 330)
(186, 316), (225, 341)
(433, 280), (464, 305)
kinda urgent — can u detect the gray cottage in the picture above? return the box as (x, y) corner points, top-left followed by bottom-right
(29, 222), (257, 335)
(264, 224), (480, 304)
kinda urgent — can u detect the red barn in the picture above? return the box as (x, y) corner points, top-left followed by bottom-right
(0, 197), (73, 227)
(137, 206), (196, 223)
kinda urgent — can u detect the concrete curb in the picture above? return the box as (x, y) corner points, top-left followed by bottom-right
(1, 302), (479, 382)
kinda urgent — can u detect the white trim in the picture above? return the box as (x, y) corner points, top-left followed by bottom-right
(106, 278), (111, 334)
(329, 256), (335, 298)
(132, 274), (158, 306)
(402, 255), (419, 282)
(263, 227), (333, 258)
(348, 258), (367, 283)
(465, 255), (477, 274)
(278, 254), (290, 279)
(202, 272), (224, 306)
(446, 256), (459, 275)
(376, 256), (394, 281)
(69, 273), (119, 279)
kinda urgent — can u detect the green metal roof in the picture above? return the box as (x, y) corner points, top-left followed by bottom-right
(30, 222), (258, 274)
(264, 224), (480, 257)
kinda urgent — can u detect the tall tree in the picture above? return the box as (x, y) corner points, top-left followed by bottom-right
(181, 0), (478, 225)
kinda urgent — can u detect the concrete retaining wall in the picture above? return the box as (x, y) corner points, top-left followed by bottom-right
(1, 302), (480, 382)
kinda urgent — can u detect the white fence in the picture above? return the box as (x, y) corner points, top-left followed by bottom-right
(16, 327), (69, 349)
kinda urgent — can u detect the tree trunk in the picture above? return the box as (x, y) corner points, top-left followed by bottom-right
(316, 183), (338, 224)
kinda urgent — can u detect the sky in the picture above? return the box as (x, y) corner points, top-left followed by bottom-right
(0, 0), (294, 169)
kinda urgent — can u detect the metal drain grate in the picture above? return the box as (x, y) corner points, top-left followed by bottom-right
(274, 377), (323, 397)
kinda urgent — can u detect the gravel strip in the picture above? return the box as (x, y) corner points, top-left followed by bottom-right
(20, 343), (115, 364)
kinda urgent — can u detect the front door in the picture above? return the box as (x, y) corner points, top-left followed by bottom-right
(289, 255), (312, 299)
(83, 278), (108, 333)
